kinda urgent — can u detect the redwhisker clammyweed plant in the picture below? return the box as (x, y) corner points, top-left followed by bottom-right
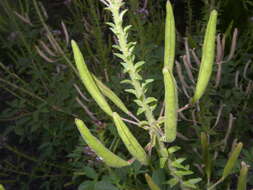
(72, 0), (248, 189)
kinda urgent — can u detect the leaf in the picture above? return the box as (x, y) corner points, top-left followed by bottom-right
(78, 180), (95, 190)
(174, 170), (193, 176)
(186, 178), (202, 185)
(83, 166), (98, 179)
(145, 97), (157, 105)
(134, 61), (145, 70)
(137, 107), (145, 115)
(166, 178), (179, 188)
(168, 146), (181, 154)
(171, 158), (187, 169)
(94, 180), (119, 190)
(125, 88), (136, 95)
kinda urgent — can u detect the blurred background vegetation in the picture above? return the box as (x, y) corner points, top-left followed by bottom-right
(0, 0), (252, 189)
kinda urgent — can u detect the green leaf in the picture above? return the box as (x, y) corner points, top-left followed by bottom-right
(182, 182), (197, 189)
(78, 180), (95, 190)
(95, 180), (119, 190)
(174, 170), (193, 176)
(168, 146), (181, 154)
(186, 178), (202, 185)
(166, 178), (179, 188)
(83, 166), (98, 179)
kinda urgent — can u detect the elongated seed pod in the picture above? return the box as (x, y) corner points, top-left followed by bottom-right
(237, 162), (249, 190)
(163, 68), (178, 142)
(200, 132), (212, 180)
(112, 112), (150, 165)
(191, 10), (218, 103)
(145, 173), (161, 190)
(164, 0), (176, 71)
(71, 40), (113, 116)
(75, 118), (130, 168)
(92, 75), (130, 114)
(0, 184), (5, 190)
(222, 142), (243, 179)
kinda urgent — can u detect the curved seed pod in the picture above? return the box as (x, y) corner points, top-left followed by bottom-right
(112, 112), (150, 165)
(92, 74), (130, 114)
(75, 118), (130, 168)
(71, 40), (113, 116)
(163, 68), (178, 142)
(222, 142), (243, 179)
(145, 173), (161, 190)
(164, 0), (176, 71)
(237, 162), (249, 190)
(191, 10), (218, 104)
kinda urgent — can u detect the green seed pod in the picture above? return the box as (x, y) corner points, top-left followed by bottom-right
(164, 0), (176, 71)
(112, 112), (150, 165)
(222, 142), (243, 179)
(237, 162), (249, 190)
(75, 118), (130, 168)
(71, 40), (113, 116)
(191, 10), (218, 104)
(163, 68), (178, 142)
(0, 184), (5, 190)
(92, 75), (130, 115)
(200, 132), (212, 179)
(145, 173), (161, 190)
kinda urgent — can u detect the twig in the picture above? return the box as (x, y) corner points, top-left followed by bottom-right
(76, 97), (102, 126)
(226, 28), (238, 62)
(73, 83), (90, 102)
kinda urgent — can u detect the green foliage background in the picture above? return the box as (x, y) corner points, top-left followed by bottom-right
(0, 0), (252, 189)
